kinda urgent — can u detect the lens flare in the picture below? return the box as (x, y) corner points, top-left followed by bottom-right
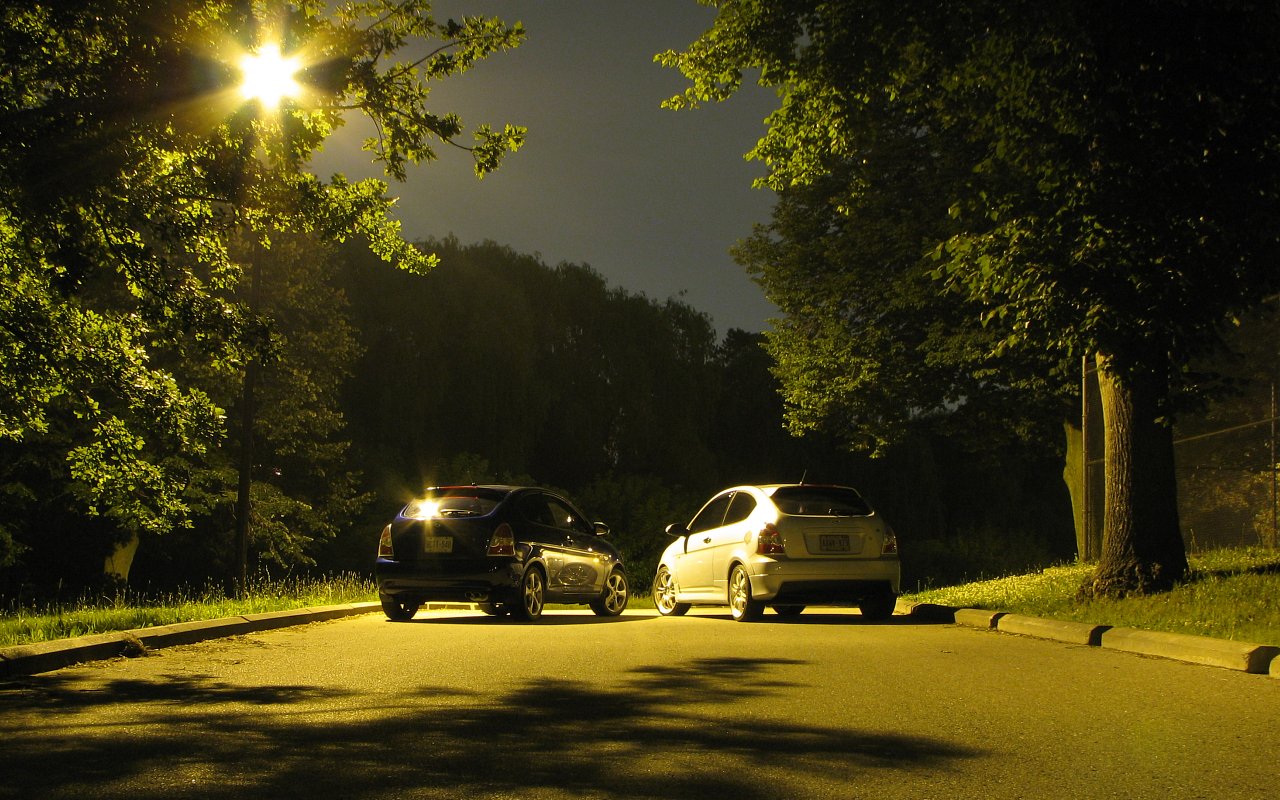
(239, 43), (301, 106)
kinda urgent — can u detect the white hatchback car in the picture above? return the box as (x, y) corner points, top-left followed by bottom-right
(652, 484), (900, 621)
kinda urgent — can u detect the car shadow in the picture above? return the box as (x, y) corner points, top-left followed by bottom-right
(405, 612), (650, 626)
(683, 611), (949, 626)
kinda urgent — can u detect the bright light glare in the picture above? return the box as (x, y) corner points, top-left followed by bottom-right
(403, 500), (440, 520)
(239, 44), (301, 106)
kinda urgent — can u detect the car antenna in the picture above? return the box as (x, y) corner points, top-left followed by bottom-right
(799, 470), (807, 485)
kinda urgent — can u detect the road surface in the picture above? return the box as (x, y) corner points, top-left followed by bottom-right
(1, 608), (1276, 799)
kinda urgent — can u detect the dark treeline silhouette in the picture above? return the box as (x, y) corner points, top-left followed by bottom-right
(325, 237), (1074, 589)
(0, 237), (1073, 600)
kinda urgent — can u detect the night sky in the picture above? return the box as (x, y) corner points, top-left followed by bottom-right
(309, 0), (780, 334)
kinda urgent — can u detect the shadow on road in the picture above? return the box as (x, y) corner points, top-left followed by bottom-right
(0, 655), (981, 799)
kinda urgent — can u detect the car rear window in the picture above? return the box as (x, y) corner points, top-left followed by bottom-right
(770, 486), (872, 517)
(402, 487), (507, 519)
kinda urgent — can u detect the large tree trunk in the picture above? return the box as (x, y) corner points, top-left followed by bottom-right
(1089, 353), (1188, 596)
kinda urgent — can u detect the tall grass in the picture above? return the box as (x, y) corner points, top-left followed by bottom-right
(906, 546), (1280, 646)
(0, 572), (376, 648)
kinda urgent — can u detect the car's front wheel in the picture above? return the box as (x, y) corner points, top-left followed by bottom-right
(729, 565), (764, 622)
(590, 568), (629, 616)
(653, 566), (690, 617)
(513, 566), (546, 621)
(381, 596), (420, 622)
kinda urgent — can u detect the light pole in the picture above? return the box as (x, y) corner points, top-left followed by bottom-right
(230, 41), (299, 596)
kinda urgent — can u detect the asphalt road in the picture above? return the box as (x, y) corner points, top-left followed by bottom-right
(1, 608), (1276, 799)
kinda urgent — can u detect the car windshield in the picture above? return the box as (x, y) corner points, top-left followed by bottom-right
(770, 486), (872, 517)
(402, 488), (506, 519)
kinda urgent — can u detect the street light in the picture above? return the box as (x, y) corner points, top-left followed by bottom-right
(238, 43), (301, 106)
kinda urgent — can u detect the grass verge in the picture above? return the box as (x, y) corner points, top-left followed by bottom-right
(5, 547), (1275, 649)
(1, 573), (376, 648)
(905, 546), (1280, 647)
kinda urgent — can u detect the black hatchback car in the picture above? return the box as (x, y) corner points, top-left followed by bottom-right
(375, 485), (629, 622)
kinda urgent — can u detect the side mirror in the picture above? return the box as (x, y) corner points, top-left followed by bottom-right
(594, 521), (610, 536)
(664, 523), (688, 537)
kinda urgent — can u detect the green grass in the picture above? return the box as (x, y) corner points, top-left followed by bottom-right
(0, 573), (377, 648)
(5, 548), (1276, 649)
(905, 546), (1280, 647)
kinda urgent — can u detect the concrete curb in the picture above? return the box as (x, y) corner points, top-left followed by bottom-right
(996, 613), (1110, 647)
(1100, 627), (1280, 674)
(0, 602), (381, 679)
(899, 602), (1279, 676)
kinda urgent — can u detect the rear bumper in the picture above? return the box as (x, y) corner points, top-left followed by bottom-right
(748, 556), (901, 602)
(375, 557), (522, 604)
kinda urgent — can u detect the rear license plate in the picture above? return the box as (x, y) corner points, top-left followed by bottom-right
(818, 534), (851, 553)
(423, 536), (453, 553)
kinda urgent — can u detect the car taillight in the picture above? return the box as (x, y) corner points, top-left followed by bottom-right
(487, 523), (516, 557)
(882, 527), (898, 555)
(377, 524), (394, 558)
(757, 523), (785, 555)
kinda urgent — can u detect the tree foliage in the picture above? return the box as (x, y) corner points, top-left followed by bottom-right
(662, 0), (1280, 594)
(0, 0), (525, 561)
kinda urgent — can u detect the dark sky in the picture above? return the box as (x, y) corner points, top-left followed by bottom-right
(309, 0), (780, 334)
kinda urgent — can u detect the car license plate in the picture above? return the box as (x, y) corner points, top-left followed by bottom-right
(818, 534), (851, 553)
(423, 536), (453, 553)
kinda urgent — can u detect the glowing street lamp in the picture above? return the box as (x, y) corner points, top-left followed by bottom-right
(238, 43), (301, 106)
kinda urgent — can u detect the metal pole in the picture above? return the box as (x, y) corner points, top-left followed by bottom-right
(1271, 381), (1277, 548)
(1081, 355), (1090, 561)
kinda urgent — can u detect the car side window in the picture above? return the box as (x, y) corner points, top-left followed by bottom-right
(517, 494), (556, 527)
(545, 496), (593, 536)
(723, 492), (756, 525)
(688, 493), (733, 533)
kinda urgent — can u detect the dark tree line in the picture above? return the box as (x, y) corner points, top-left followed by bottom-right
(1, 235), (1073, 598)
(329, 237), (1074, 589)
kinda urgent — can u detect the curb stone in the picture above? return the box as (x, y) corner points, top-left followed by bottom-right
(1100, 627), (1280, 674)
(0, 602), (381, 679)
(996, 613), (1110, 646)
(954, 608), (1004, 629)
(900, 603), (1279, 675)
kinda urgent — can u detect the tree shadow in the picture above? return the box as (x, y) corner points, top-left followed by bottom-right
(0, 656), (981, 799)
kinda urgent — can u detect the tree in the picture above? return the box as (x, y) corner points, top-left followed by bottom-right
(0, 1), (524, 588)
(661, 0), (1280, 594)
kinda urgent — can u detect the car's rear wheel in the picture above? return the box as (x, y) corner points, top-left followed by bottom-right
(590, 568), (629, 616)
(729, 565), (764, 622)
(513, 566), (546, 621)
(773, 605), (805, 617)
(653, 566), (690, 617)
(381, 596), (420, 622)
(859, 591), (897, 621)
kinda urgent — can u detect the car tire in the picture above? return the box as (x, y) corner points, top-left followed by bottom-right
(772, 605), (805, 617)
(381, 596), (420, 622)
(653, 566), (690, 617)
(729, 564), (764, 622)
(859, 591), (897, 621)
(590, 568), (629, 616)
(512, 565), (546, 622)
